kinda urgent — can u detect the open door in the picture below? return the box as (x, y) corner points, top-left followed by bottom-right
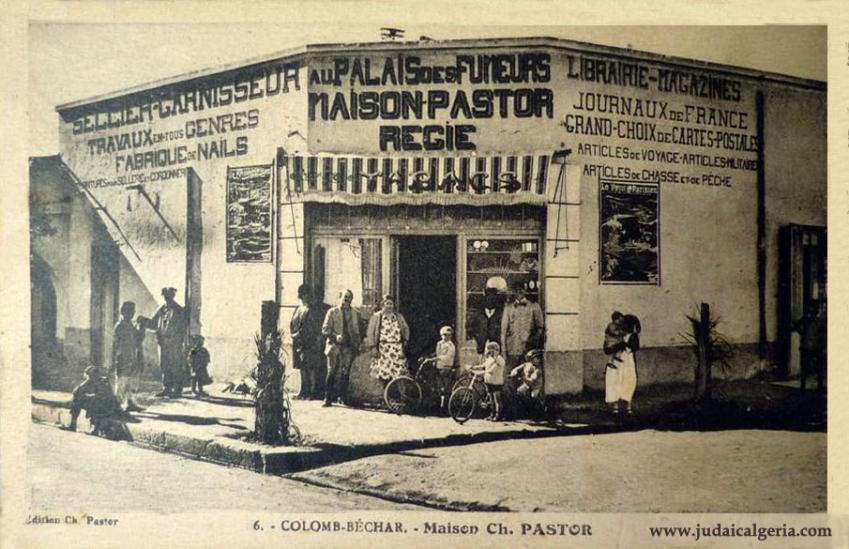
(777, 224), (826, 378)
(395, 235), (457, 360)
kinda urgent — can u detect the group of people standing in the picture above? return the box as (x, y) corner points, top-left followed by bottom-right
(67, 287), (212, 432)
(66, 281), (646, 431)
(468, 285), (546, 420)
(290, 282), (547, 418)
(290, 285), (416, 408)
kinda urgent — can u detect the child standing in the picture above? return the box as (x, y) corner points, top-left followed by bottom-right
(112, 301), (145, 412)
(604, 311), (626, 369)
(435, 325), (457, 407)
(188, 335), (212, 396)
(480, 341), (505, 421)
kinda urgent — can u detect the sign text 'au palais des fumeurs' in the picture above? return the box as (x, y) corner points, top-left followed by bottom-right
(60, 49), (758, 192)
(307, 52), (555, 154)
(307, 51), (758, 190)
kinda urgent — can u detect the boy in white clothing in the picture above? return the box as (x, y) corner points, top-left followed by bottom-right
(478, 341), (505, 421)
(435, 325), (456, 407)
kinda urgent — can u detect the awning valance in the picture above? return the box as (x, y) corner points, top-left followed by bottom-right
(280, 153), (559, 206)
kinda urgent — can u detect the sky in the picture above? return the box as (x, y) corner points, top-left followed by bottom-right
(28, 23), (826, 156)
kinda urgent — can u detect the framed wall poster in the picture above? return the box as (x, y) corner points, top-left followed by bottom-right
(226, 164), (273, 262)
(599, 180), (660, 284)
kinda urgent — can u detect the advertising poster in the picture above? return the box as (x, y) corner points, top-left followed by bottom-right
(599, 180), (660, 284)
(226, 164), (273, 262)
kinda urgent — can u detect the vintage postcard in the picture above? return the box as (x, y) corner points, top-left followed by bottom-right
(2, 2), (848, 547)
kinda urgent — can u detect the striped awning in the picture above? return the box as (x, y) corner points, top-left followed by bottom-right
(279, 153), (557, 206)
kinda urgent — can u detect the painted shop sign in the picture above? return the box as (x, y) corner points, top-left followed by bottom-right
(308, 48), (757, 191)
(559, 52), (758, 190)
(307, 52), (556, 154)
(562, 54), (743, 101)
(599, 180), (660, 285)
(55, 60), (300, 295)
(283, 155), (551, 200)
(59, 60), (301, 190)
(226, 164), (273, 262)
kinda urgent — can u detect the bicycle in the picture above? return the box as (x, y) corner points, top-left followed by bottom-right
(448, 368), (493, 424)
(383, 356), (442, 415)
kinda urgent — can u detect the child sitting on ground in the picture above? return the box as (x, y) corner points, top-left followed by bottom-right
(476, 341), (505, 421)
(188, 335), (213, 396)
(65, 365), (124, 434)
(510, 349), (544, 400)
(435, 325), (457, 407)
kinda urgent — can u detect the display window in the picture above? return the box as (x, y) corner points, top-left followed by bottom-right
(463, 237), (542, 356)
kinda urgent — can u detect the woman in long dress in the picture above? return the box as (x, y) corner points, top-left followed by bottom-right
(604, 314), (641, 414)
(367, 295), (410, 382)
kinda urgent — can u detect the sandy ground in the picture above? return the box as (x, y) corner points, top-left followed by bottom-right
(33, 386), (556, 449)
(292, 428), (826, 513)
(28, 424), (421, 512)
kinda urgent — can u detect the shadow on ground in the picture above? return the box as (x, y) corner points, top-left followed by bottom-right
(34, 378), (825, 482)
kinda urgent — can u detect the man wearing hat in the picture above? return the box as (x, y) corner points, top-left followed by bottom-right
(471, 286), (505, 357)
(290, 284), (326, 399)
(150, 287), (188, 397)
(321, 289), (361, 406)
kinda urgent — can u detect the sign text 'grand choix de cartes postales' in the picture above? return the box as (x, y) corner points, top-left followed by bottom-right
(559, 52), (758, 188)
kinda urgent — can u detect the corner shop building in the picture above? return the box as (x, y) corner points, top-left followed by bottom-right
(33, 38), (826, 397)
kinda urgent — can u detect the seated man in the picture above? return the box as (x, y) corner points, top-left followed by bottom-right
(66, 365), (124, 435)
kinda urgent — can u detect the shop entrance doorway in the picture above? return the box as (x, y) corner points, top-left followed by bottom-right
(395, 235), (457, 360)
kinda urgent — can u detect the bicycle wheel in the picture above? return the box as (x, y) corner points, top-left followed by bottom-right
(448, 387), (477, 424)
(452, 372), (474, 394)
(384, 376), (422, 415)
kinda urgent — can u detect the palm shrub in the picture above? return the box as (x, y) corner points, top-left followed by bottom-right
(682, 303), (734, 403)
(253, 329), (289, 445)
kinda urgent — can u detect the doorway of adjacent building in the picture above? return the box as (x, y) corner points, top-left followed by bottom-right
(777, 224), (827, 379)
(394, 235), (457, 360)
(31, 253), (58, 387)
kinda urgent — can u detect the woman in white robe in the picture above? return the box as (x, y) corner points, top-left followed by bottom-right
(604, 314), (640, 414)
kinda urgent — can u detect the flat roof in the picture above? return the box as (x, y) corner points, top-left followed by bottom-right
(56, 36), (826, 113)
